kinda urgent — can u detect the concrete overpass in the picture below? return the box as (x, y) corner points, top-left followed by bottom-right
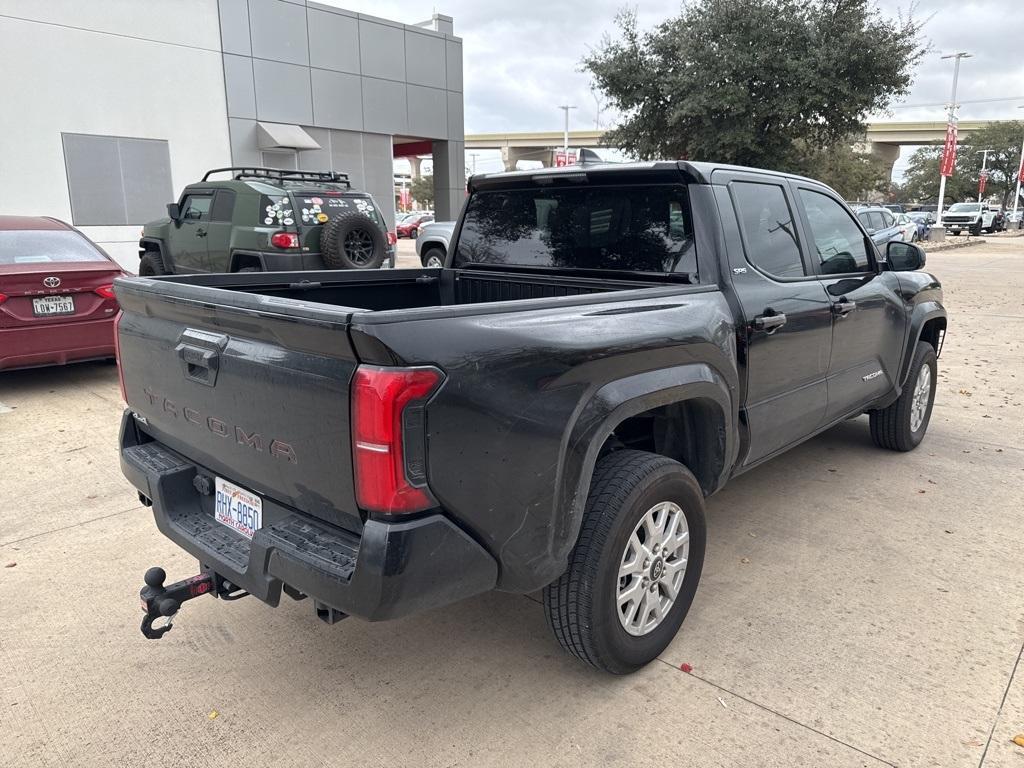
(465, 121), (1000, 174)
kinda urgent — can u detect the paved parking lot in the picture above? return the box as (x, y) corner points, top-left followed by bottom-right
(2, 240), (1022, 767)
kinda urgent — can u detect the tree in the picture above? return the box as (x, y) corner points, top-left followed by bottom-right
(794, 140), (891, 200)
(900, 122), (1024, 207)
(584, 0), (925, 173)
(410, 174), (434, 207)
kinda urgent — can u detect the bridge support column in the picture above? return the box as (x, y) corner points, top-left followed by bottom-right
(869, 142), (900, 183)
(408, 155), (422, 179)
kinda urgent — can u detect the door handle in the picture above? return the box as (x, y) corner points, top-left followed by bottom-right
(832, 298), (857, 317)
(195, 228), (207, 238)
(753, 310), (787, 332)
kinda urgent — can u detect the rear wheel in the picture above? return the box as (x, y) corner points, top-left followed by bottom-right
(138, 252), (167, 276)
(869, 342), (937, 451)
(543, 450), (706, 674)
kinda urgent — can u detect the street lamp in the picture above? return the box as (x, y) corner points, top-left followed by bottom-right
(1013, 106), (1024, 221)
(557, 105), (577, 152)
(936, 52), (972, 230)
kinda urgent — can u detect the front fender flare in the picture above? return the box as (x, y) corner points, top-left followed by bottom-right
(899, 302), (946, 387)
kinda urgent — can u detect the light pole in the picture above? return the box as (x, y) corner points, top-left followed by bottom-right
(1013, 106), (1024, 221)
(936, 52), (972, 230)
(557, 105), (577, 152)
(977, 149), (992, 202)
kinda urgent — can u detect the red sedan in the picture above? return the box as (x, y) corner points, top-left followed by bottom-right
(396, 213), (434, 239)
(0, 216), (124, 371)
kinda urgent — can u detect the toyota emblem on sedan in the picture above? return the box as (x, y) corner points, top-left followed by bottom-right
(43, 276), (61, 288)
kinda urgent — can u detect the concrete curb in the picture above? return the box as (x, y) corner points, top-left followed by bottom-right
(922, 238), (989, 253)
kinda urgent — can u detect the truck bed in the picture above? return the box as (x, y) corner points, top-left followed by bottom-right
(147, 267), (672, 314)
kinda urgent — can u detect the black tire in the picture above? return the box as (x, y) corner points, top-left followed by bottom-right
(970, 221), (982, 236)
(320, 211), (386, 269)
(869, 341), (937, 451)
(138, 252), (168, 276)
(421, 246), (445, 268)
(543, 449), (707, 674)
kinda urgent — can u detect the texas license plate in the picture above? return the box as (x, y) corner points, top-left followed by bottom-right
(214, 477), (263, 539)
(32, 295), (75, 316)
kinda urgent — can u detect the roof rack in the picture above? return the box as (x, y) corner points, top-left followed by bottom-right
(201, 167), (351, 187)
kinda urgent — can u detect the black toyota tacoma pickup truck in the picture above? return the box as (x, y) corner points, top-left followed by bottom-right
(115, 160), (946, 673)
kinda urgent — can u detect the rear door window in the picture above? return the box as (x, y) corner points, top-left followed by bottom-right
(731, 181), (805, 278)
(210, 190), (236, 222)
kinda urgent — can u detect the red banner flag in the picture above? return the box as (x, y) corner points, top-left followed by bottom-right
(979, 170), (987, 196)
(940, 121), (958, 177)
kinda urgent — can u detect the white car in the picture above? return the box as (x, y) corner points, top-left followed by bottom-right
(895, 213), (918, 242)
(942, 202), (997, 235)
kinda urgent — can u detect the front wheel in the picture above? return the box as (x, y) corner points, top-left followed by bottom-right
(869, 341), (937, 451)
(543, 450), (706, 674)
(421, 246), (445, 268)
(138, 252), (168, 276)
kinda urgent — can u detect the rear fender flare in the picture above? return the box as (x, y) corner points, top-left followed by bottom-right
(552, 363), (736, 567)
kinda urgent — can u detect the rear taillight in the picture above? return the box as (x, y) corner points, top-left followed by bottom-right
(387, 231), (397, 246)
(0, 292), (7, 305)
(352, 365), (443, 515)
(94, 284), (116, 299)
(113, 310), (126, 402)
(270, 231), (300, 249)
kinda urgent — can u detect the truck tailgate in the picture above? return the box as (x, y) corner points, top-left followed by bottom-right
(114, 277), (362, 531)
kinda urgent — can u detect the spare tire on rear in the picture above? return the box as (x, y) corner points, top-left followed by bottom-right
(320, 211), (386, 269)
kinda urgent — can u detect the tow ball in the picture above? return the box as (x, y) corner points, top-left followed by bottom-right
(139, 567), (247, 639)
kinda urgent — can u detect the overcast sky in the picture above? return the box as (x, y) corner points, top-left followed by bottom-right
(328, 0), (1023, 176)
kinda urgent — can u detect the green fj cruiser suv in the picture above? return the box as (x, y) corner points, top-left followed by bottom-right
(138, 167), (395, 275)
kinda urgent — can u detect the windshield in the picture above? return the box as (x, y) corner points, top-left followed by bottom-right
(948, 203), (981, 212)
(453, 184), (697, 278)
(0, 229), (107, 265)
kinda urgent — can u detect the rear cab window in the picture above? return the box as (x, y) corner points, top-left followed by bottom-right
(453, 184), (697, 280)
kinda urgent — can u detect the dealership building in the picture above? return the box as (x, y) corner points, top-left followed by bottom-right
(0, 0), (464, 270)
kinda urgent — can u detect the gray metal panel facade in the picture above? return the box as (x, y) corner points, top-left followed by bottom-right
(218, 0), (465, 222)
(307, 9), (360, 74)
(223, 54), (256, 119)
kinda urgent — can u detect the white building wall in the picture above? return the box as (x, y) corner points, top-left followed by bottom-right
(0, 1), (231, 272)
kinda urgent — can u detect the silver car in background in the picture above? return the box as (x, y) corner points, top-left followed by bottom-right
(415, 220), (455, 267)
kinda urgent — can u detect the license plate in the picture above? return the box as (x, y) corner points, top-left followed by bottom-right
(214, 477), (263, 539)
(32, 295), (75, 316)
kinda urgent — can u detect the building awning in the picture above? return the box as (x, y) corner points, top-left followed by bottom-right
(256, 122), (320, 151)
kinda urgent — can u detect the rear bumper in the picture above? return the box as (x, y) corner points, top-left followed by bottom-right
(0, 316), (116, 371)
(119, 411), (497, 621)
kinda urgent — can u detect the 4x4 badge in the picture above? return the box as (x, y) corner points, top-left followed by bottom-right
(43, 276), (61, 288)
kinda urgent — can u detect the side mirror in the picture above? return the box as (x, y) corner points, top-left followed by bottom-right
(166, 203), (181, 220)
(887, 240), (926, 271)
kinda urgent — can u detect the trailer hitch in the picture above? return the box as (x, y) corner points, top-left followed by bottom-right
(139, 567), (248, 639)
